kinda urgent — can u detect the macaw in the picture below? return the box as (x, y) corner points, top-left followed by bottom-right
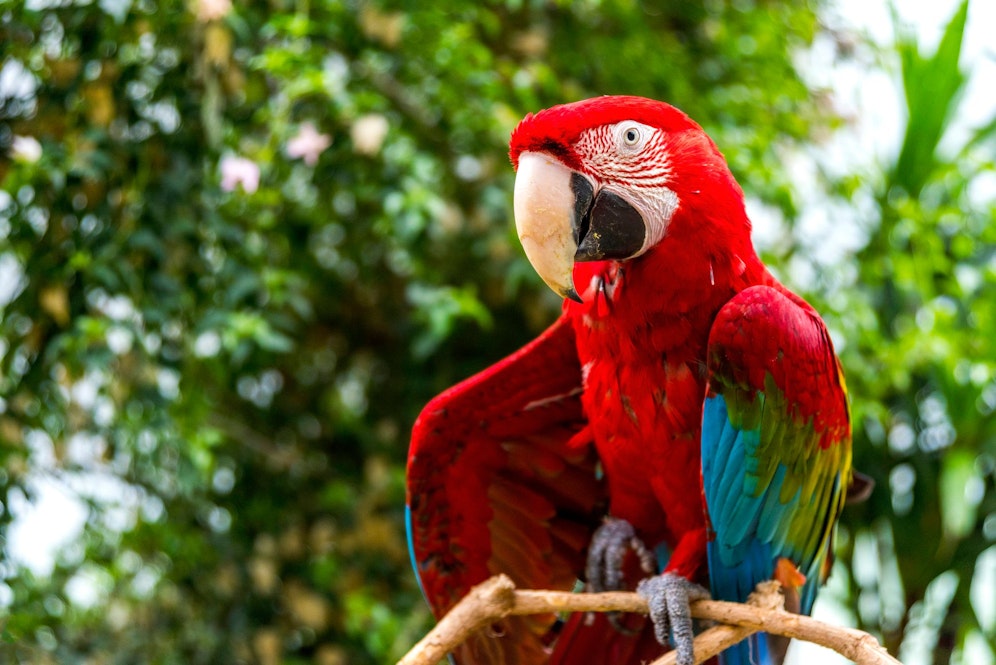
(407, 96), (857, 665)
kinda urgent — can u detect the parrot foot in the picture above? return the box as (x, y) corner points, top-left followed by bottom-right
(585, 517), (656, 592)
(637, 573), (711, 665)
(585, 517), (656, 634)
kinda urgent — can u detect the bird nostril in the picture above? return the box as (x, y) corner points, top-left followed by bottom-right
(576, 210), (592, 247)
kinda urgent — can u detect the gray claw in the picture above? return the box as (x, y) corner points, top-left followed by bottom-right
(585, 517), (655, 593)
(585, 517), (657, 634)
(637, 573), (710, 665)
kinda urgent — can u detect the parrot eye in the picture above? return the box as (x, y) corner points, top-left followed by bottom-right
(608, 121), (652, 154)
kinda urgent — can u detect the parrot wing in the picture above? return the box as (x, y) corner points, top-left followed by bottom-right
(407, 315), (606, 664)
(701, 285), (852, 665)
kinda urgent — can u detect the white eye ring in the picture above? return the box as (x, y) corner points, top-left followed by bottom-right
(622, 126), (641, 147)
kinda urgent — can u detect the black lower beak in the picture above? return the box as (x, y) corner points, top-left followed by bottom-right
(573, 189), (646, 262)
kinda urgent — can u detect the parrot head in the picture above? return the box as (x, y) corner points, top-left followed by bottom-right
(509, 95), (747, 302)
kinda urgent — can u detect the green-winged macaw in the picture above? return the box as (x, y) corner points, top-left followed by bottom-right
(407, 96), (861, 665)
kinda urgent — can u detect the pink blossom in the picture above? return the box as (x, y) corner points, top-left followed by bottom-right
(286, 122), (332, 166)
(219, 155), (260, 194)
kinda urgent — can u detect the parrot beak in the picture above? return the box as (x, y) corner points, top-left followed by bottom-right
(514, 152), (586, 302)
(514, 152), (646, 303)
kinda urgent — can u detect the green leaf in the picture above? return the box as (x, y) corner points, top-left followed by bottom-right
(406, 283), (493, 359)
(939, 449), (979, 543)
(893, 0), (969, 196)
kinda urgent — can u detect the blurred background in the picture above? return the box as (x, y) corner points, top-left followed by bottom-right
(1, 1), (994, 663)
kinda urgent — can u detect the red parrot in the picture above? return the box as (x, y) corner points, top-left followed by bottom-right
(407, 96), (857, 665)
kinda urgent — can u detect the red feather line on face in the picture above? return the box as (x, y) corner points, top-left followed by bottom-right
(573, 124), (673, 189)
(509, 96), (701, 170)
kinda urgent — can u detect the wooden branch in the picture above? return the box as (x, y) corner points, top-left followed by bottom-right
(397, 575), (903, 665)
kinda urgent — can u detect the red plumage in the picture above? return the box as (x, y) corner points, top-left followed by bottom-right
(407, 96), (852, 665)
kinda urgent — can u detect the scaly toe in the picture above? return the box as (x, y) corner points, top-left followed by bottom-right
(586, 517), (652, 592)
(637, 573), (710, 665)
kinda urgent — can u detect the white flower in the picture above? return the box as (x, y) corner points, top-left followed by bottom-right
(350, 114), (389, 156)
(219, 155), (260, 194)
(11, 135), (42, 163)
(196, 0), (231, 22)
(286, 122), (332, 166)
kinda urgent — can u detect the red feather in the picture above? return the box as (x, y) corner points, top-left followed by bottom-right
(407, 318), (607, 664)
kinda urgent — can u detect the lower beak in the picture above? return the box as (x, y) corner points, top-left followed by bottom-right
(513, 152), (646, 302)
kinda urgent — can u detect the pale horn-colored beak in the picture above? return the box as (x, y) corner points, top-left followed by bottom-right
(513, 152), (585, 302)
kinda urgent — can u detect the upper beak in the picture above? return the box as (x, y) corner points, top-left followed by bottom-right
(513, 152), (647, 302)
(513, 153), (586, 302)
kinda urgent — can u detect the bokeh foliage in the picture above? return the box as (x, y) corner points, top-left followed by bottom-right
(0, 1), (993, 664)
(822, 3), (996, 661)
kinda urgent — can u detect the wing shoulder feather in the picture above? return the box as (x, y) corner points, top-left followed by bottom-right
(407, 316), (604, 664)
(702, 285), (852, 594)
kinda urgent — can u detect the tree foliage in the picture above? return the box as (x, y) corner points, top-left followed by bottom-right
(824, 3), (996, 661)
(0, 1), (993, 664)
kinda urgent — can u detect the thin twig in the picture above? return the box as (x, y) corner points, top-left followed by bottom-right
(397, 575), (903, 665)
